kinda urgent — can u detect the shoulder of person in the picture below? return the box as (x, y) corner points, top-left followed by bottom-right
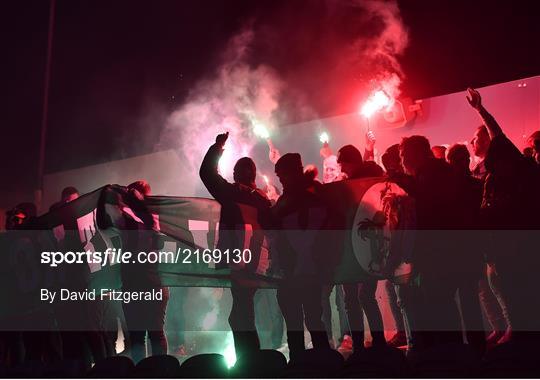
(488, 134), (520, 156)
(271, 195), (287, 215)
(251, 187), (272, 207)
(235, 183), (271, 206)
(421, 158), (450, 178)
(49, 201), (63, 212)
(299, 187), (328, 210)
(362, 161), (385, 177)
(232, 183), (253, 196)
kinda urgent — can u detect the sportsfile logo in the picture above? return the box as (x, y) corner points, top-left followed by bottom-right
(40, 247), (254, 267)
(40, 248), (176, 267)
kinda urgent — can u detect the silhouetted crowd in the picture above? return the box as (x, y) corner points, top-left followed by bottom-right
(2, 88), (540, 377)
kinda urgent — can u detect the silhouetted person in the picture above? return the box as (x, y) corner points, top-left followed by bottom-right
(382, 144), (403, 178)
(469, 124), (511, 346)
(49, 190), (108, 369)
(272, 153), (330, 360)
(466, 88), (540, 342)
(527, 130), (540, 164)
(49, 186), (80, 211)
(446, 143), (486, 354)
(200, 132), (272, 364)
(447, 144), (483, 223)
(1, 204), (37, 367)
(395, 135), (464, 349)
(336, 144), (386, 352)
(1, 203), (62, 367)
(121, 180), (169, 363)
(49, 186), (110, 362)
(381, 144), (410, 349)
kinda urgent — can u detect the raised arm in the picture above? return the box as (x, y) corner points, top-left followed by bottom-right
(199, 132), (233, 202)
(466, 88), (503, 139)
(363, 130), (376, 161)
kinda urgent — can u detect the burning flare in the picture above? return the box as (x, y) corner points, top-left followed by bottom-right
(319, 132), (330, 144)
(252, 120), (270, 139)
(360, 90), (393, 118)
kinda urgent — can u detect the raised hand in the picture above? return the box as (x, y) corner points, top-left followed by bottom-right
(265, 183), (279, 202)
(466, 88), (482, 109)
(365, 130), (376, 151)
(215, 132), (229, 147)
(320, 142), (332, 159)
(269, 146), (281, 164)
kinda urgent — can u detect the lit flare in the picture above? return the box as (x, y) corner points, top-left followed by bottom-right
(319, 132), (330, 144)
(360, 90), (392, 118)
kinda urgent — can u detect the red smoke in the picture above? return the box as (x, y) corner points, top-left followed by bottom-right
(246, 0), (409, 120)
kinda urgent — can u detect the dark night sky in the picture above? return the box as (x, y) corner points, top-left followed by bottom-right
(1, 0), (540, 208)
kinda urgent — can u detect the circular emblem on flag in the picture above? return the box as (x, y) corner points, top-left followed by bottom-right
(351, 181), (414, 283)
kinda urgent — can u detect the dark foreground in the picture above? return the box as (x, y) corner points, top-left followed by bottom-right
(3, 341), (540, 378)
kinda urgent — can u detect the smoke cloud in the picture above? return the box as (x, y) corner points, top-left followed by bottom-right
(246, 0), (409, 116)
(159, 0), (409, 179)
(160, 29), (283, 181)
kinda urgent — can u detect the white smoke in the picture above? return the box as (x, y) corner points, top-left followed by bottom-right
(160, 29), (283, 181)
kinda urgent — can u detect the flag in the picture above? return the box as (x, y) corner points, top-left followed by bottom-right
(0, 178), (415, 319)
(318, 177), (415, 284)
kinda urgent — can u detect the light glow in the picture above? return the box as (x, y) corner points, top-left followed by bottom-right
(319, 132), (330, 144)
(218, 141), (251, 177)
(223, 333), (237, 369)
(252, 121), (270, 139)
(360, 90), (392, 118)
(202, 309), (218, 330)
(218, 147), (234, 176)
